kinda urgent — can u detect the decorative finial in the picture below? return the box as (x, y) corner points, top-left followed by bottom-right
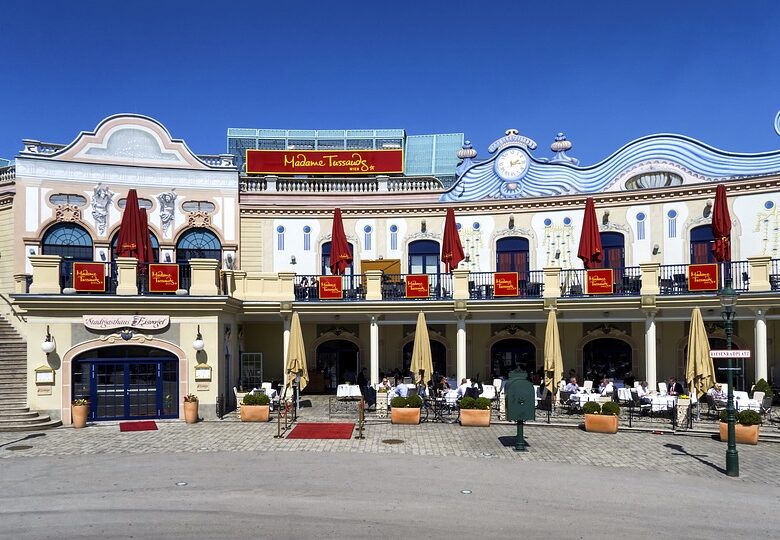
(457, 141), (477, 160)
(505, 128), (519, 136)
(549, 132), (579, 165)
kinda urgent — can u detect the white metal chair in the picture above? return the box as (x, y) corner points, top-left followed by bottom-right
(582, 380), (593, 393)
(233, 386), (248, 414)
(658, 382), (668, 395)
(480, 384), (496, 400)
(752, 391), (765, 403)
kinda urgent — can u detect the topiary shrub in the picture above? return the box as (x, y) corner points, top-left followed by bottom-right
(459, 396), (476, 409)
(754, 378), (774, 398)
(406, 394), (423, 408)
(737, 410), (762, 425)
(390, 396), (407, 408)
(601, 402), (621, 416)
(243, 393), (270, 406)
(582, 401), (601, 415)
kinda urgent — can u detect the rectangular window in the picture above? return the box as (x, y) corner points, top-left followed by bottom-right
(390, 231), (397, 251)
(637, 221), (645, 240)
(364, 231), (372, 251)
(303, 232), (310, 251)
(277, 232), (284, 251)
(668, 218), (677, 238)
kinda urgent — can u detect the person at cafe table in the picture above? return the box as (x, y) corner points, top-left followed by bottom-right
(667, 377), (684, 396)
(563, 377), (580, 393)
(393, 382), (409, 398)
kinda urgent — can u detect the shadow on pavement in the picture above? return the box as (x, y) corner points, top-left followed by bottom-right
(0, 432), (46, 449)
(664, 442), (726, 475)
(498, 435), (531, 448)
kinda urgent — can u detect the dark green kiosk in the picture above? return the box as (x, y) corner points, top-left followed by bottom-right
(504, 368), (536, 451)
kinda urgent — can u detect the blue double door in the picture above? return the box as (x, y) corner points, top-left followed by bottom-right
(72, 346), (179, 421)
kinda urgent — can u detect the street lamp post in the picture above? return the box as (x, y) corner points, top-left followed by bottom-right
(719, 278), (739, 477)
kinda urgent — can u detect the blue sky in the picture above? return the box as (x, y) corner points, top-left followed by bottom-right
(2, 1), (779, 166)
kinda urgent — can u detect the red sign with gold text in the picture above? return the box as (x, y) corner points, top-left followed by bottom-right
(586, 269), (614, 295)
(73, 262), (106, 292)
(493, 272), (519, 297)
(148, 264), (179, 293)
(318, 276), (343, 299)
(246, 149), (404, 175)
(688, 263), (719, 291)
(405, 274), (430, 298)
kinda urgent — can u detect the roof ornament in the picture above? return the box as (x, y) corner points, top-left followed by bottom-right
(774, 110), (780, 137)
(548, 132), (579, 165)
(487, 129), (538, 154)
(457, 141), (477, 161)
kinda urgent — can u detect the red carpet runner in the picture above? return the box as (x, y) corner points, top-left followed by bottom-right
(119, 421), (158, 432)
(287, 422), (354, 439)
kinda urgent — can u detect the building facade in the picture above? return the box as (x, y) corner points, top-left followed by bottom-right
(2, 113), (780, 425)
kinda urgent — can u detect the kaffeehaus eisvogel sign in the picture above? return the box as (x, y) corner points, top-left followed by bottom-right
(83, 315), (170, 331)
(245, 149), (403, 175)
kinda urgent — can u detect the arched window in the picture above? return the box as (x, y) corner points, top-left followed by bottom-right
(599, 232), (625, 269)
(496, 236), (530, 279)
(175, 228), (222, 263)
(110, 231), (159, 262)
(321, 241), (354, 275)
(690, 225), (715, 264)
(408, 239), (440, 275)
(41, 223), (93, 261)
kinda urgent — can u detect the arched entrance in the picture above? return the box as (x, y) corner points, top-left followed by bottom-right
(583, 338), (632, 382)
(72, 345), (179, 421)
(316, 339), (360, 387)
(402, 340), (447, 379)
(490, 339), (536, 378)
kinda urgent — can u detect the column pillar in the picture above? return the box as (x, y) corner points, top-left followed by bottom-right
(115, 257), (139, 295)
(282, 314), (291, 375)
(370, 316), (379, 385)
(754, 308), (768, 383)
(644, 311), (657, 389)
(456, 315), (467, 382)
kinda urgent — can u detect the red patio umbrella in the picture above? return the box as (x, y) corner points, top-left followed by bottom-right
(115, 189), (147, 265)
(577, 197), (602, 269)
(329, 208), (352, 275)
(711, 184), (731, 263)
(441, 207), (465, 272)
(139, 208), (155, 266)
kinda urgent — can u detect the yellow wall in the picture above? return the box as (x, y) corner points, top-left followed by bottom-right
(0, 206), (14, 293)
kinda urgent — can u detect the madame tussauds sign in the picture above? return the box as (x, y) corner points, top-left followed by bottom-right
(83, 315), (170, 331)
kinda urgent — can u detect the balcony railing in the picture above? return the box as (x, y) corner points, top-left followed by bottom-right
(559, 267), (641, 297)
(56, 261), (194, 295)
(659, 261), (749, 295)
(773, 259), (780, 290)
(293, 274), (366, 301)
(381, 273), (453, 301)
(468, 271), (544, 299)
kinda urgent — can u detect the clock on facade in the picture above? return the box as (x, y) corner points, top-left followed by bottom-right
(494, 147), (529, 181)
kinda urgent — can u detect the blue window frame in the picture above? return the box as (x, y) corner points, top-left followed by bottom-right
(321, 241), (354, 275)
(599, 232), (625, 269)
(176, 228), (222, 263)
(690, 225), (715, 264)
(408, 239), (440, 274)
(390, 224), (398, 251)
(496, 236), (530, 278)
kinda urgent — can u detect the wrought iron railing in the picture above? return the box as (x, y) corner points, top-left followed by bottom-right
(293, 274), (366, 301)
(381, 273), (452, 301)
(468, 271), (544, 299)
(658, 264), (692, 295)
(772, 259), (780, 290)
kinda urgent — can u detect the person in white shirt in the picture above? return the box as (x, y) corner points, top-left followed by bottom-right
(563, 377), (579, 393)
(456, 378), (469, 399)
(378, 377), (391, 391)
(637, 381), (651, 404)
(600, 378), (614, 396)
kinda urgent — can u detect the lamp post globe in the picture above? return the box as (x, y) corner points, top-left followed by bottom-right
(41, 339), (56, 354)
(718, 279), (739, 477)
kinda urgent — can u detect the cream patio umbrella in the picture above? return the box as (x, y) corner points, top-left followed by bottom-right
(285, 311), (309, 396)
(685, 307), (714, 398)
(544, 308), (564, 396)
(409, 311), (434, 387)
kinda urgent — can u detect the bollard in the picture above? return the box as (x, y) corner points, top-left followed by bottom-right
(274, 405), (283, 438)
(355, 399), (365, 439)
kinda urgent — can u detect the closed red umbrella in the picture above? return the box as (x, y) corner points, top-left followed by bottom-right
(115, 189), (146, 264)
(711, 184), (731, 262)
(139, 208), (154, 266)
(577, 197), (602, 269)
(441, 207), (465, 272)
(329, 208), (352, 275)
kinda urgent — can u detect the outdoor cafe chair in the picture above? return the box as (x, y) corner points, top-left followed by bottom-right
(582, 380), (593, 393)
(557, 390), (573, 414)
(759, 396), (773, 420)
(658, 382), (668, 395)
(704, 394), (726, 420)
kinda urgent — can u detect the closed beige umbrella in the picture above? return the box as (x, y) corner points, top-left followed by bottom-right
(286, 311), (309, 392)
(409, 311), (434, 386)
(686, 307), (714, 398)
(544, 308), (564, 395)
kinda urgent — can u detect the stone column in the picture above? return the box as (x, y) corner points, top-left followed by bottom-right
(28, 255), (61, 294)
(365, 270), (382, 301)
(747, 256), (771, 292)
(115, 257), (139, 295)
(282, 314), (291, 375)
(639, 262), (661, 296)
(754, 308), (768, 383)
(543, 267), (561, 298)
(452, 268), (470, 300)
(189, 258), (219, 295)
(456, 315), (467, 382)
(370, 316), (379, 385)
(644, 311), (657, 389)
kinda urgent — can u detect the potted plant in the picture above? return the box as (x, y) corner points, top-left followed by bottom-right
(719, 409), (761, 445)
(71, 398), (89, 428)
(459, 396), (492, 426)
(183, 393), (199, 424)
(390, 394), (423, 424)
(241, 392), (271, 422)
(583, 401), (620, 434)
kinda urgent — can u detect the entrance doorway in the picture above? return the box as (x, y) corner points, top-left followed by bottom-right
(402, 340), (447, 380)
(72, 346), (179, 420)
(583, 338), (632, 383)
(316, 340), (360, 388)
(490, 339), (536, 378)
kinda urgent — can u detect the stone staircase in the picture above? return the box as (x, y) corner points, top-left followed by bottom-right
(0, 316), (61, 431)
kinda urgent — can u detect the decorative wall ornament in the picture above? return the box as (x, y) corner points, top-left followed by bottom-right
(492, 227), (536, 243)
(54, 204), (82, 222)
(157, 189), (177, 235)
(598, 222), (630, 234)
(187, 211), (212, 228)
(754, 202), (780, 257)
(492, 325), (535, 338)
(91, 183), (115, 235)
(404, 231), (441, 242)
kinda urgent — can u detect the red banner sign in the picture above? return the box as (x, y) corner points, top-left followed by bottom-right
(148, 264), (179, 293)
(688, 263), (718, 291)
(405, 274), (430, 298)
(493, 272), (519, 297)
(318, 276), (343, 299)
(246, 149), (404, 175)
(73, 262), (106, 292)
(585, 269), (614, 295)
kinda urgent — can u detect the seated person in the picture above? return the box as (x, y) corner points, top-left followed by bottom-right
(637, 381), (652, 403)
(377, 377), (391, 391)
(363, 385), (377, 409)
(710, 383), (726, 401)
(667, 377), (684, 396)
(393, 383), (409, 398)
(456, 378), (470, 399)
(464, 380), (483, 400)
(435, 376), (451, 396)
(597, 377), (609, 394)
(563, 377), (579, 393)
(600, 378), (614, 396)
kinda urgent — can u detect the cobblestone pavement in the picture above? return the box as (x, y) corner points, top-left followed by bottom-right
(2, 415), (779, 486)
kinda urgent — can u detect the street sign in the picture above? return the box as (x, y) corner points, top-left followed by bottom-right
(709, 350), (751, 358)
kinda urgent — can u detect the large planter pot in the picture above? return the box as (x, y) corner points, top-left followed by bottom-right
(241, 404), (270, 422)
(391, 407), (420, 425)
(719, 422), (759, 445)
(584, 413), (618, 434)
(460, 408), (491, 427)
(71, 404), (88, 428)
(183, 401), (199, 424)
